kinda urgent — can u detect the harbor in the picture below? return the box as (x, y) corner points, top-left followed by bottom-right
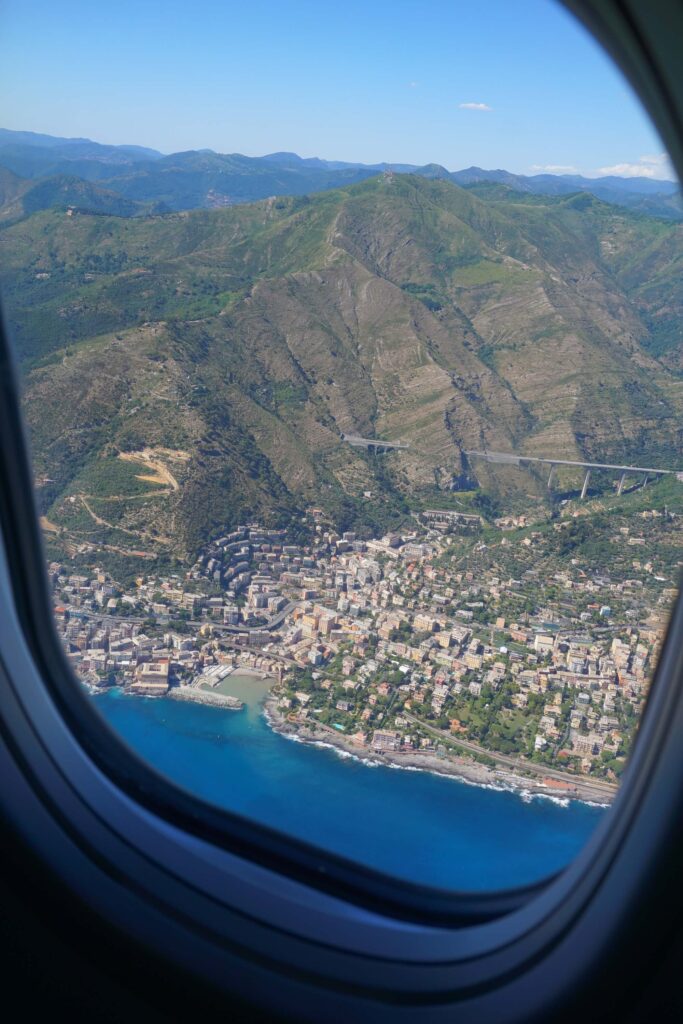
(168, 661), (274, 710)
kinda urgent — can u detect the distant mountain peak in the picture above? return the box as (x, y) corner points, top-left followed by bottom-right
(262, 151), (305, 162)
(415, 163), (451, 179)
(0, 128), (679, 220)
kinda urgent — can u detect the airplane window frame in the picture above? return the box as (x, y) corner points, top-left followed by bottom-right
(1, 0), (683, 1016)
(2, 371), (682, 1005)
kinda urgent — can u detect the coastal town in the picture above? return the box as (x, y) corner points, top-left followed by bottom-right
(49, 491), (681, 805)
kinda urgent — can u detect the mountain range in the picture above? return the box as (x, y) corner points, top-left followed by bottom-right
(0, 127), (680, 221)
(0, 164), (681, 571)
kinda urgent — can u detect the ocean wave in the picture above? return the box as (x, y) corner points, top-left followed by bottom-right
(387, 761), (519, 795)
(529, 792), (571, 808)
(309, 739), (381, 767)
(452, 774), (515, 795)
(314, 743), (355, 760)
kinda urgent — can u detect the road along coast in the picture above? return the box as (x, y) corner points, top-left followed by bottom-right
(263, 693), (616, 806)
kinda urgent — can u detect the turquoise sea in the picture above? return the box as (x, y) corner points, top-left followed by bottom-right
(94, 678), (607, 892)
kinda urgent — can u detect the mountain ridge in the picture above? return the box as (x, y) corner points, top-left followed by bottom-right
(1, 127), (679, 220)
(0, 173), (680, 571)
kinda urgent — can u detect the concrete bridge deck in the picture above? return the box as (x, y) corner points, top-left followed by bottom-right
(465, 450), (678, 475)
(466, 450), (682, 498)
(343, 433), (410, 450)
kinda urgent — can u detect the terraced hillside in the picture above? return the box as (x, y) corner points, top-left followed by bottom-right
(0, 174), (681, 567)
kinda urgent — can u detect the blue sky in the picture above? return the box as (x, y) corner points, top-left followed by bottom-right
(0, 0), (675, 179)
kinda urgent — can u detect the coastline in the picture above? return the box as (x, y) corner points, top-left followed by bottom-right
(94, 682), (608, 889)
(262, 693), (616, 806)
(100, 678), (615, 807)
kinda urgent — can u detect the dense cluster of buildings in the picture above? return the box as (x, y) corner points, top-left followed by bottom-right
(49, 504), (676, 781)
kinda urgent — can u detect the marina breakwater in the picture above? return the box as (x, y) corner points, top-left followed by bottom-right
(169, 685), (244, 709)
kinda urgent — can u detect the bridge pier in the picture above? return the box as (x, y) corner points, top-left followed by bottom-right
(464, 450), (678, 494)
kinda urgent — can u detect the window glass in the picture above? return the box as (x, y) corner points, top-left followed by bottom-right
(1, 0), (680, 891)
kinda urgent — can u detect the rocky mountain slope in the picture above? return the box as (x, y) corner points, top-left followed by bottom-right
(0, 174), (681, 567)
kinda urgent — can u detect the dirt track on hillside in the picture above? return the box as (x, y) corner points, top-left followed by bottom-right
(118, 447), (190, 490)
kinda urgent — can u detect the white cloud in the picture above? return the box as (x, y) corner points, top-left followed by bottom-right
(530, 164), (578, 175)
(597, 162), (659, 179)
(458, 102), (492, 112)
(408, 81), (419, 88)
(595, 152), (676, 180)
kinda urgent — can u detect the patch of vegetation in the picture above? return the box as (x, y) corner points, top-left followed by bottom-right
(70, 456), (169, 499)
(401, 281), (446, 311)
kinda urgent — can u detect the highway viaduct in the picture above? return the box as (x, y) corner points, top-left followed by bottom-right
(342, 433), (410, 451)
(466, 450), (682, 498)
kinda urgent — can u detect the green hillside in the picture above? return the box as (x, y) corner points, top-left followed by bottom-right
(0, 173), (156, 226)
(1, 174), (681, 565)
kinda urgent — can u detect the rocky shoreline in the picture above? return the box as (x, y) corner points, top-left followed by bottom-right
(263, 694), (616, 806)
